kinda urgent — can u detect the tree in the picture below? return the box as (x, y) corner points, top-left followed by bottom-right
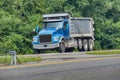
(0, 0), (120, 55)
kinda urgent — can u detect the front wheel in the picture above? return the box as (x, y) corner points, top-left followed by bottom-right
(58, 41), (65, 53)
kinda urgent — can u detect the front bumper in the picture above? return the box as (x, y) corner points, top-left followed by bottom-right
(33, 43), (59, 49)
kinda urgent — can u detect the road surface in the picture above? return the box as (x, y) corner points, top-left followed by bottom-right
(0, 56), (120, 80)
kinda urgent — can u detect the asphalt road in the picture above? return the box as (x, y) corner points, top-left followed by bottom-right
(0, 56), (120, 80)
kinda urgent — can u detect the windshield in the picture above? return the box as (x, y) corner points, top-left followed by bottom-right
(43, 21), (63, 29)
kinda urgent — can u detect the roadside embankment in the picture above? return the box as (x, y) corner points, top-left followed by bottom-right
(0, 50), (120, 66)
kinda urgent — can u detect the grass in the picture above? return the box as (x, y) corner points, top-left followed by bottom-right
(0, 56), (11, 65)
(87, 50), (120, 55)
(1, 49), (120, 65)
(0, 55), (42, 65)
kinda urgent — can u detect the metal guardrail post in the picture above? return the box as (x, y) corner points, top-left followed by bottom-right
(9, 51), (17, 66)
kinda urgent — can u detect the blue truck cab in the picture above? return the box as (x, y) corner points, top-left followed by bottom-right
(32, 13), (70, 53)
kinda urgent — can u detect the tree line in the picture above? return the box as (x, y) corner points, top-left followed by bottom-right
(0, 0), (120, 54)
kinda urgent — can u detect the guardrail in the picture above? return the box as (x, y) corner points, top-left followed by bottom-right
(0, 49), (18, 65)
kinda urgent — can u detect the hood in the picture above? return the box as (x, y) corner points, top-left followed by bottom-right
(39, 28), (57, 35)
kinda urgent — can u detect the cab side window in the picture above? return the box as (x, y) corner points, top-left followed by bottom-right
(63, 22), (67, 30)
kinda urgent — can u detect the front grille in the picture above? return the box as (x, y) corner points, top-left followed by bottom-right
(40, 35), (51, 43)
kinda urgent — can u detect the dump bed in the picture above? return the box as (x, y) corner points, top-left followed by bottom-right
(70, 18), (94, 39)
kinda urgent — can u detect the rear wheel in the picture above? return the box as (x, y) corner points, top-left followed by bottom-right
(88, 39), (94, 51)
(78, 39), (82, 51)
(74, 39), (78, 49)
(58, 40), (65, 53)
(82, 39), (88, 51)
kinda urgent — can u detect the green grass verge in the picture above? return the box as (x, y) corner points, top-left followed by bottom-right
(0, 55), (42, 65)
(87, 50), (120, 55)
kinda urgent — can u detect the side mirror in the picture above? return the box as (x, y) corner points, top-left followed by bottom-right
(33, 26), (40, 33)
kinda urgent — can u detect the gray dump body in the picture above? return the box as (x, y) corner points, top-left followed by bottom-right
(70, 18), (94, 39)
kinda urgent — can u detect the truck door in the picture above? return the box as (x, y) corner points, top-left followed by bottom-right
(63, 21), (69, 39)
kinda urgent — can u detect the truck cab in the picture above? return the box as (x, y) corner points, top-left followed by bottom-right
(32, 13), (70, 53)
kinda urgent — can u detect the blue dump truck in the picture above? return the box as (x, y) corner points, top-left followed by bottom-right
(32, 13), (94, 53)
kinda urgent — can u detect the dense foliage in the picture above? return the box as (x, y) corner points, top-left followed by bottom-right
(0, 0), (120, 54)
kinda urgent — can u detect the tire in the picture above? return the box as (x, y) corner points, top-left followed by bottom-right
(74, 39), (78, 49)
(82, 39), (88, 51)
(78, 39), (82, 51)
(58, 41), (65, 53)
(88, 39), (94, 51)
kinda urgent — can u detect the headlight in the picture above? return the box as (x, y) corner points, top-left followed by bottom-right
(33, 38), (38, 42)
(53, 37), (59, 41)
